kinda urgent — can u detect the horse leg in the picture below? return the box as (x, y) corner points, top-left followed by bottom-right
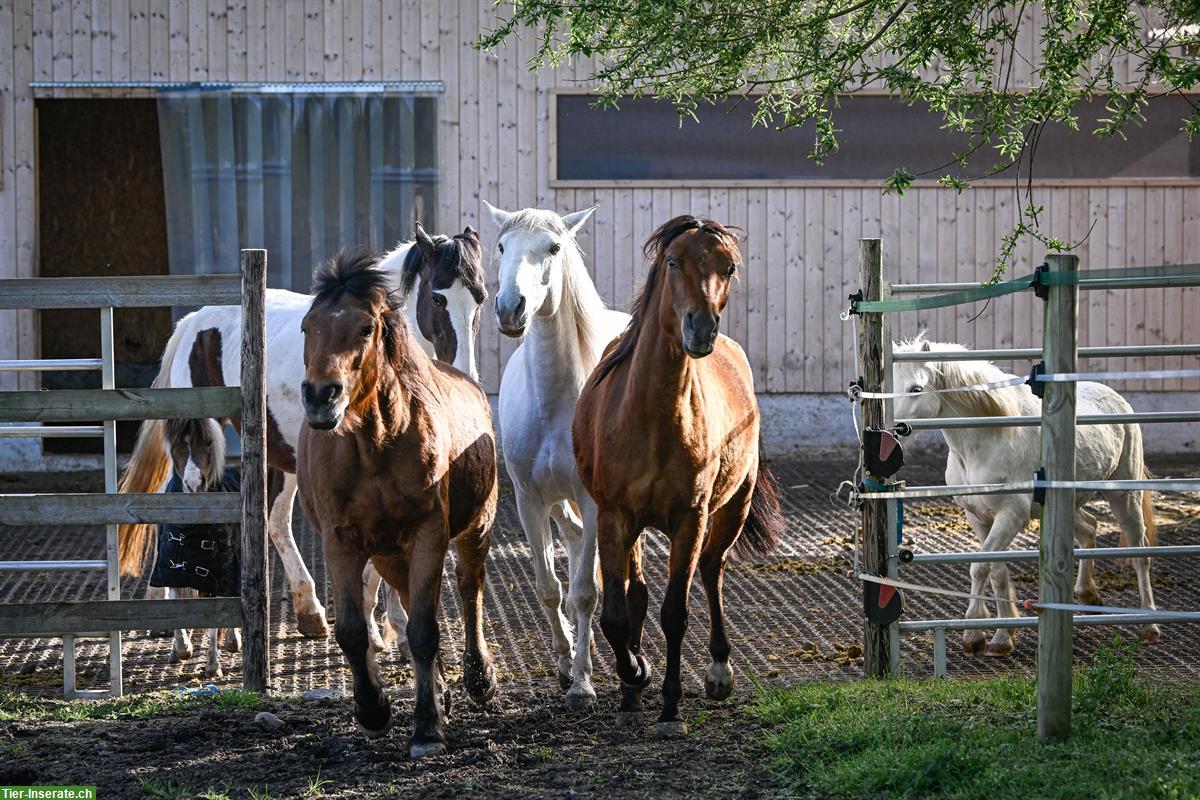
(552, 498), (597, 711)
(361, 562), (389, 653)
(454, 525), (498, 706)
(597, 509), (651, 726)
(168, 587), (193, 663)
(382, 587), (411, 662)
(1108, 491), (1161, 644)
(403, 521), (451, 758)
(270, 473), (329, 638)
(221, 627), (241, 654)
(700, 482), (753, 703)
(515, 490), (574, 691)
(324, 536), (390, 737)
(657, 511), (706, 738)
(963, 504), (1026, 656)
(1073, 508), (1102, 606)
(204, 627), (222, 678)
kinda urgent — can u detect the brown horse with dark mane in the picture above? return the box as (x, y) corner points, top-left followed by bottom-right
(573, 215), (784, 736)
(297, 251), (498, 757)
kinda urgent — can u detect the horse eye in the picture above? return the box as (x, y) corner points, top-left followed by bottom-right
(497, 243), (504, 255)
(360, 325), (373, 338)
(667, 259), (679, 272)
(432, 293), (447, 308)
(727, 264), (738, 277)
(549, 243), (561, 255)
(909, 384), (924, 394)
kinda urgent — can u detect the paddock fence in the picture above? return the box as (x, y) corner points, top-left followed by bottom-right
(845, 241), (1200, 740)
(0, 250), (270, 697)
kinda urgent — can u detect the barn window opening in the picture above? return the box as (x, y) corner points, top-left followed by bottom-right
(553, 93), (1200, 183)
(157, 90), (439, 292)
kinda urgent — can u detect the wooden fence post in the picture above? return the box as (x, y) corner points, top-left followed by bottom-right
(240, 249), (270, 693)
(859, 238), (897, 677)
(1038, 252), (1078, 741)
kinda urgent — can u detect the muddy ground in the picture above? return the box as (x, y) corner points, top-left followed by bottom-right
(1, 687), (777, 799)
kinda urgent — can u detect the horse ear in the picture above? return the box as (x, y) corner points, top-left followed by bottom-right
(921, 340), (931, 351)
(414, 221), (438, 263)
(483, 201), (512, 229)
(562, 205), (598, 236)
(462, 225), (478, 241)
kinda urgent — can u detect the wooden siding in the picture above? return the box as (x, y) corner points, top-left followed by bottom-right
(1, 0), (1198, 395)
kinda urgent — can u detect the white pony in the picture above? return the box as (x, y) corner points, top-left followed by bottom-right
(892, 337), (1160, 655)
(487, 202), (630, 709)
(118, 227), (486, 652)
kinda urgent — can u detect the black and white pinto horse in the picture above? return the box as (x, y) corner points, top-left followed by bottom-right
(119, 225), (488, 651)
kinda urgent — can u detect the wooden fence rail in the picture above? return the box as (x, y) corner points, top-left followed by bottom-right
(0, 274), (242, 309)
(0, 387), (241, 422)
(0, 492), (241, 525)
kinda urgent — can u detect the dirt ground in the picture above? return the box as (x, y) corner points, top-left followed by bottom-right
(3, 454), (1200, 798)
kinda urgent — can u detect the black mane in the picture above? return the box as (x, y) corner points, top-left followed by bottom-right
(592, 215), (741, 384)
(311, 249), (396, 311)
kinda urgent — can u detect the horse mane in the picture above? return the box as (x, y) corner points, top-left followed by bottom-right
(897, 336), (1031, 419)
(593, 215), (742, 384)
(499, 208), (609, 368)
(163, 417), (226, 480)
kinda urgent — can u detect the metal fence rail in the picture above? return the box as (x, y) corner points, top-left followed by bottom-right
(851, 246), (1200, 741)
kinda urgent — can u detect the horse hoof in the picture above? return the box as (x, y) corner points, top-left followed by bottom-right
(409, 740), (447, 759)
(615, 711), (644, 728)
(984, 641), (1013, 658)
(1141, 626), (1162, 645)
(466, 665), (498, 706)
(654, 721), (689, 738)
(705, 662), (734, 701)
(564, 684), (596, 711)
(296, 612), (331, 639)
(962, 637), (986, 657)
(354, 698), (393, 739)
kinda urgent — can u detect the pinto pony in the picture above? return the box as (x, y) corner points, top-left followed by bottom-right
(573, 216), (784, 736)
(117, 225), (486, 644)
(297, 252), (498, 757)
(155, 417), (242, 678)
(892, 337), (1161, 655)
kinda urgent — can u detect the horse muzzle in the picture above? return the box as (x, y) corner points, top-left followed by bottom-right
(682, 311), (720, 359)
(495, 294), (528, 338)
(301, 380), (345, 430)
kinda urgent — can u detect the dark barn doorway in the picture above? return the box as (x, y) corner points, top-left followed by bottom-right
(37, 98), (171, 455)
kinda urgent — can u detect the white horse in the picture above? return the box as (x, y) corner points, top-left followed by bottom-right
(488, 202), (630, 709)
(118, 226), (486, 651)
(892, 337), (1160, 656)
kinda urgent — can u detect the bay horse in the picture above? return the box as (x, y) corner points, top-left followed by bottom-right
(892, 337), (1160, 655)
(486, 202), (630, 709)
(156, 417), (242, 678)
(297, 251), (498, 757)
(573, 216), (784, 737)
(117, 225), (486, 645)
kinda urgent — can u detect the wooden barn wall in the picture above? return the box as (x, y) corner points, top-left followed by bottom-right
(1, 1), (1198, 395)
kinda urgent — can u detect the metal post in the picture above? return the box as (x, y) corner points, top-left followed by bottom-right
(240, 249), (270, 693)
(933, 628), (947, 678)
(858, 238), (896, 678)
(101, 306), (123, 698)
(1038, 253), (1078, 741)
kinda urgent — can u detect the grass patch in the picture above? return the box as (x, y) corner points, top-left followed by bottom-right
(754, 639), (1200, 799)
(0, 688), (261, 723)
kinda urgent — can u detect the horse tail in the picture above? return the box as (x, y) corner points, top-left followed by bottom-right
(733, 460), (785, 560)
(117, 316), (189, 576)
